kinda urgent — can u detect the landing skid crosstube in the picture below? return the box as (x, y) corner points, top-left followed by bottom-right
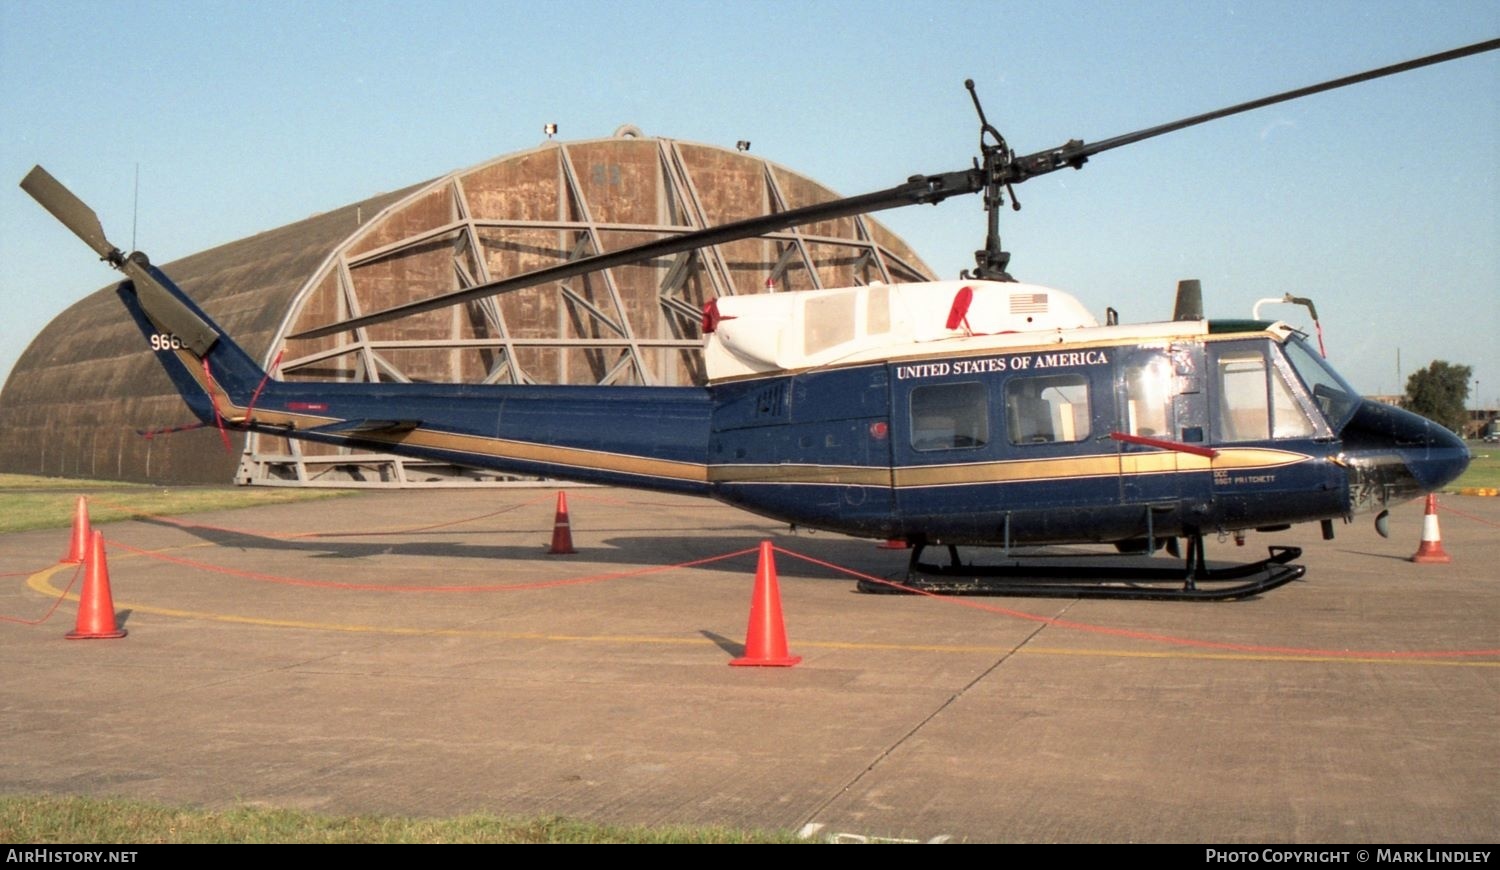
(860, 539), (1305, 601)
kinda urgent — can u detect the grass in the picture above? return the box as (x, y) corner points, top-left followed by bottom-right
(0, 795), (804, 844)
(0, 474), (348, 534)
(1453, 443), (1500, 491)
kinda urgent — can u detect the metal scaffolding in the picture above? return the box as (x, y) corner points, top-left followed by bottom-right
(239, 132), (935, 485)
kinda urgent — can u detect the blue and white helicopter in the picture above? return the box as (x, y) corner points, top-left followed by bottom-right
(24, 40), (1488, 600)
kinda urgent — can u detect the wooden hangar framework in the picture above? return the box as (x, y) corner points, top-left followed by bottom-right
(247, 130), (935, 485)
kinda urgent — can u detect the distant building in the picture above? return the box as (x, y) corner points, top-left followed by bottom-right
(1469, 408), (1499, 440)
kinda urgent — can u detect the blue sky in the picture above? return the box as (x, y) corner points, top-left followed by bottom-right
(2, 0), (1496, 406)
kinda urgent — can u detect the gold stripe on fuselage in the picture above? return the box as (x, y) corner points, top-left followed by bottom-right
(175, 349), (710, 483)
(707, 464), (893, 486)
(708, 447), (1310, 488)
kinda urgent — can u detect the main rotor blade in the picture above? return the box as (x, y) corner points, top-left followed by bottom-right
(20, 165), (121, 261)
(291, 36), (1498, 341)
(289, 168), (980, 340)
(1004, 37), (1500, 182)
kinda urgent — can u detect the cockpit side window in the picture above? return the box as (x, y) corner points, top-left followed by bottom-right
(1281, 337), (1359, 430)
(1270, 365), (1315, 438)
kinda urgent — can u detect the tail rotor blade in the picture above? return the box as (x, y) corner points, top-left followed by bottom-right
(19, 166), (121, 262)
(20, 165), (218, 355)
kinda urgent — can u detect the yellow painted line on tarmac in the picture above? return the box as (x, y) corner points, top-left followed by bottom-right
(800, 640), (1499, 667)
(27, 562), (82, 592)
(27, 564), (1497, 668)
(26, 563), (702, 641)
(1015, 646), (1500, 668)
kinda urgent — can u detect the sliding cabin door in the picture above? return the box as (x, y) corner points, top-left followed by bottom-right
(1114, 343), (1213, 539)
(889, 355), (1120, 545)
(889, 372), (1001, 541)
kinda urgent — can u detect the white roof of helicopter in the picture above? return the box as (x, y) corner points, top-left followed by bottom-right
(703, 279), (1229, 383)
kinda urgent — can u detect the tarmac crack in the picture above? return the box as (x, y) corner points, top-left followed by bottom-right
(797, 599), (1076, 829)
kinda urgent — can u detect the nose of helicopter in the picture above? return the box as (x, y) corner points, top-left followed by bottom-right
(1338, 400), (1470, 510)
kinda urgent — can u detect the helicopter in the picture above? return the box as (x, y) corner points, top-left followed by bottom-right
(21, 39), (1489, 600)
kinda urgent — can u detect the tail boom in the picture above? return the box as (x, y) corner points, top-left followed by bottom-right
(119, 266), (712, 493)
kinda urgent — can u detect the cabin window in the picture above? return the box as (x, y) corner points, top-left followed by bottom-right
(910, 381), (989, 451)
(1006, 374), (1090, 444)
(1216, 348), (1316, 441)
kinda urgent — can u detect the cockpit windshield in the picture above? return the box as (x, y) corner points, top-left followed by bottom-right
(1281, 336), (1360, 431)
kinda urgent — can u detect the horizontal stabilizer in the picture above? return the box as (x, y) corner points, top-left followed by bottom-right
(135, 421), (210, 439)
(299, 419), (422, 435)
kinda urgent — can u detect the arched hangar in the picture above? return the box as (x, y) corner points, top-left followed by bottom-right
(0, 130), (935, 485)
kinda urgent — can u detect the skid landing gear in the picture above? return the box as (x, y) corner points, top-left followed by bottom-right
(858, 535), (1304, 601)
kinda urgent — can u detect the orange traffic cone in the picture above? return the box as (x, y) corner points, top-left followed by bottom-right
(62, 496), (90, 564)
(67, 531), (126, 640)
(547, 491), (577, 555)
(730, 541), (801, 667)
(1410, 494), (1452, 564)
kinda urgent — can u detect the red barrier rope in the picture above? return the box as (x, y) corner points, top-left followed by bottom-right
(0, 562), (82, 625)
(566, 490), (709, 509)
(200, 358), (234, 454)
(90, 492), (556, 541)
(25, 491), (1495, 659)
(242, 349), (284, 424)
(106, 538), (760, 593)
(1439, 502), (1500, 529)
(306, 493), (556, 537)
(771, 545), (1500, 661)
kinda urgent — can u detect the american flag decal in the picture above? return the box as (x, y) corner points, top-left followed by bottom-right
(1010, 292), (1048, 314)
